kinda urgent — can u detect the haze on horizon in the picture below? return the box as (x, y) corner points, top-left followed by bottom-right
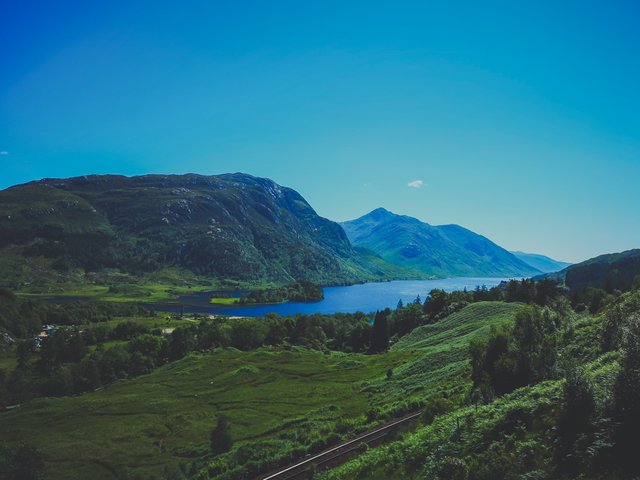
(1, 1), (639, 264)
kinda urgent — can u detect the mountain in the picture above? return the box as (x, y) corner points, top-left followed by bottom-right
(541, 248), (640, 292)
(0, 174), (414, 289)
(510, 251), (571, 273)
(340, 208), (541, 278)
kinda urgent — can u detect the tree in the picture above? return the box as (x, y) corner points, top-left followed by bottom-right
(613, 314), (640, 475)
(211, 415), (233, 455)
(370, 311), (389, 353)
(423, 289), (450, 319)
(556, 366), (595, 475)
(10, 444), (44, 480)
(16, 341), (31, 370)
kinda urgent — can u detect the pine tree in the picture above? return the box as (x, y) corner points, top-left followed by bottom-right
(371, 311), (389, 353)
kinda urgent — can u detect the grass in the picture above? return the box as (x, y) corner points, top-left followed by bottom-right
(0, 301), (525, 479)
(0, 347), (413, 480)
(209, 297), (239, 305)
(373, 302), (522, 406)
(98, 313), (197, 331)
(12, 267), (279, 304)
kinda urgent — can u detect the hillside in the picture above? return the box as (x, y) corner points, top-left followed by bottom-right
(0, 174), (415, 292)
(510, 251), (571, 273)
(0, 301), (520, 479)
(341, 208), (540, 278)
(544, 248), (640, 292)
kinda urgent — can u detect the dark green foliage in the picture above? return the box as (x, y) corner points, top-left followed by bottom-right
(612, 314), (640, 475)
(371, 310), (390, 353)
(434, 456), (469, 480)
(239, 281), (324, 304)
(564, 249), (640, 292)
(422, 289), (450, 318)
(421, 397), (454, 425)
(556, 367), (596, 475)
(470, 305), (560, 397)
(0, 444), (44, 480)
(0, 174), (413, 287)
(211, 415), (233, 455)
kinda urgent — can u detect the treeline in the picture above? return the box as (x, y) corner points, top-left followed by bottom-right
(466, 288), (640, 477)
(0, 288), (149, 338)
(238, 281), (324, 304)
(366, 278), (565, 353)
(0, 311), (377, 406)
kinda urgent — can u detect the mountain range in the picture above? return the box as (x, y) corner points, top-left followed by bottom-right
(0, 173), (416, 289)
(0, 174), (570, 289)
(540, 248), (640, 292)
(510, 251), (572, 273)
(340, 208), (550, 278)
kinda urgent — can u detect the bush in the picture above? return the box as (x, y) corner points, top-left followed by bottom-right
(211, 415), (233, 455)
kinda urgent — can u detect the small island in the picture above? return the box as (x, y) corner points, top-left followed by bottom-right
(237, 281), (324, 305)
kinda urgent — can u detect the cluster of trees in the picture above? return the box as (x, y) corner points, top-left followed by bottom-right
(238, 281), (324, 304)
(365, 279), (565, 356)
(464, 285), (640, 478)
(469, 305), (562, 400)
(1, 310), (382, 406)
(0, 289), (149, 338)
(0, 444), (44, 480)
(554, 305), (640, 477)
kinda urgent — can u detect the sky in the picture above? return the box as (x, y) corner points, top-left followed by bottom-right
(1, 1), (639, 263)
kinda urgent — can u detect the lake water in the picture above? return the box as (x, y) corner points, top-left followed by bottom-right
(153, 277), (510, 317)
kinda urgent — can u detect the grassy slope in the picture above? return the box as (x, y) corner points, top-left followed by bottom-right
(0, 302), (523, 479)
(378, 303), (522, 403)
(320, 304), (623, 480)
(0, 348), (412, 479)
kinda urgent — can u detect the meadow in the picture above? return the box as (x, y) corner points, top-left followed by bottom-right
(0, 301), (521, 479)
(0, 347), (412, 479)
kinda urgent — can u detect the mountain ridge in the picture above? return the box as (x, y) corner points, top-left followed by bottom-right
(341, 208), (541, 278)
(0, 174), (419, 290)
(510, 250), (572, 273)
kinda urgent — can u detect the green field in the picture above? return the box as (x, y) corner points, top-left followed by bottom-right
(0, 347), (413, 479)
(379, 302), (522, 401)
(0, 301), (523, 479)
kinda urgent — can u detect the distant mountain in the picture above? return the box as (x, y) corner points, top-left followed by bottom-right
(510, 251), (571, 273)
(541, 249), (640, 292)
(0, 174), (415, 289)
(340, 208), (540, 278)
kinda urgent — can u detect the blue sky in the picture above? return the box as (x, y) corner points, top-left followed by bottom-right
(1, 1), (639, 263)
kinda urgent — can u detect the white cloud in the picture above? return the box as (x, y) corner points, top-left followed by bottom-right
(407, 179), (424, 188)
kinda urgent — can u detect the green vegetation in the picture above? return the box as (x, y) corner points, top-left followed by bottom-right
(239, 281), (323, 304)
(0, 174), (422, 295)
(1, 347), (412, 479)
(209, 297), (239, 305)
(2, 266), (640, 479)
(318, 291), (640, 480)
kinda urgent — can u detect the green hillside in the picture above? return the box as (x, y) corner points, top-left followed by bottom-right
(0, 301), (520, 479)
(393, 302), (521, 352)
(0, 174), (417, 295)
(539, 248), (640, 292)
(319, 291), (640, 480)
(0, 348), (411, 480)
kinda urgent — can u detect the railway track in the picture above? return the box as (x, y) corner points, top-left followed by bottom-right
(258, 411), (421, 480)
